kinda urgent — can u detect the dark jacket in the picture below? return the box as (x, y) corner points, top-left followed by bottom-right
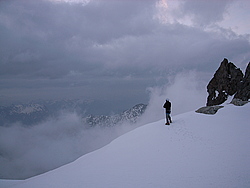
(163, 101), (171, 113)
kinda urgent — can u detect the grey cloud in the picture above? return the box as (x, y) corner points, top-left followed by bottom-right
(97, 24), (250, 72)
(180, 0), (234, 26)
(0, 0), (155, 77)
(0, 0), (249, 107)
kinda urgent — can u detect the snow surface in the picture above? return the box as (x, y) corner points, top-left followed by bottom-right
(1, 103), (250, 188)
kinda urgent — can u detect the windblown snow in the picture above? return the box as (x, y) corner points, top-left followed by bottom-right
(1, 103), (250, 188)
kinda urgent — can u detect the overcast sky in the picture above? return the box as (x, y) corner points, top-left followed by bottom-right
(0, 0), (250, 111)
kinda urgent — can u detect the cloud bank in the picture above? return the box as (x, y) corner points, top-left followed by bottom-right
(0, 112), (127, 179)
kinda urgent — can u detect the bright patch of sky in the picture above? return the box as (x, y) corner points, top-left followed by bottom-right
(156, 0), (250, 36)
(219, 0), (250, 35)
(155, 0), (192, 25)
(49, 0), (90, 5)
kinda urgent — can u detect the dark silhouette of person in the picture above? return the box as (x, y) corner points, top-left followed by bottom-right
(163, 99), (172, 125)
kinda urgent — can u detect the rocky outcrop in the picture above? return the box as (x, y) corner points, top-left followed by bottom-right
(233, 62), (250, 102)
(230, 98), (249, 106)
(195, 105), (224, 115)
(197, 59), (249, 115)
(206, 58), (244, 106)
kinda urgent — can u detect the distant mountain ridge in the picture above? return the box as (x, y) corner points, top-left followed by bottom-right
(0, 103), (49, 126)
(0, 100), (147, 126)
(83, 104), (147, 127)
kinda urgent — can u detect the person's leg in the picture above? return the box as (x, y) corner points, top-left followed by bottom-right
(165, 113), (170, 125)
(168, 114), (172, 123)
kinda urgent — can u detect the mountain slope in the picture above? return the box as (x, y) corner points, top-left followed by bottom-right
(1, 103), (250, 188)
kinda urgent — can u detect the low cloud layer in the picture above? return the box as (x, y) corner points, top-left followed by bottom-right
(0, 112), (126, 179)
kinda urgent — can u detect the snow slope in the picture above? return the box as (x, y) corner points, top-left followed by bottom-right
(1, 103), (250, 188)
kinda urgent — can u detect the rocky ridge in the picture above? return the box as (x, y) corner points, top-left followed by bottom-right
(82, 104), (147, 127)
(206, 58), (249, 106)
(197, 58), (249, 114)
(206, 58), (244, 106)
(233, 62), (250, 102)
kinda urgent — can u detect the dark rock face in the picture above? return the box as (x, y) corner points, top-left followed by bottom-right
(230, 98), (249, 106)
(234, 62), (250, 101)
(206, 58), (244, 106)
(196, 105), (224, 115)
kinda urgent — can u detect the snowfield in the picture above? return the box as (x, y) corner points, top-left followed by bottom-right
(1, 103), (250, 188)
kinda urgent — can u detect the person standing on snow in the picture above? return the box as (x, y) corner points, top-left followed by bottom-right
(163, 99), (172, 125)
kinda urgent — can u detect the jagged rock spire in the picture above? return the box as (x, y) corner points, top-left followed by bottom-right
(234, 62), (250, 101)
(206, 58), (244, 106)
